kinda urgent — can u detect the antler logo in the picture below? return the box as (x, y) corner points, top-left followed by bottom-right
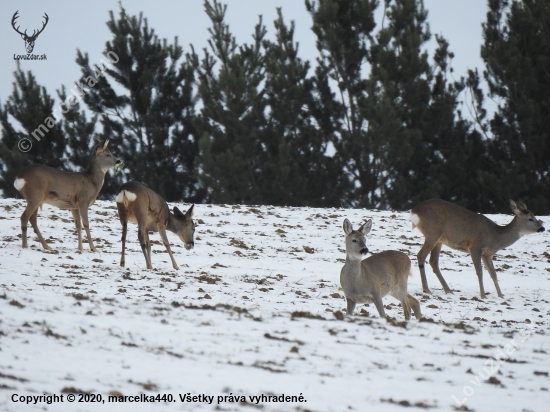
(11, 11), (49, 54)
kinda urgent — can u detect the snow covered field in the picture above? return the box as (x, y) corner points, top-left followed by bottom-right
(1, 198), (549, 411)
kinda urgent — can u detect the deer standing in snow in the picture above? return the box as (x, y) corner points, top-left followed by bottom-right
(340, 219), (421, 320)
(14, 139), (120, 251)
(116, 181), (195, 270)
(410, 199), (545, 298)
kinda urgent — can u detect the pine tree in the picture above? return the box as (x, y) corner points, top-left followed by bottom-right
(0, 65), (67, 198)
(308, 0), (487, 210)
(57, 86), (101, 173)
(477, 0), (550, 212)
(192, 0), (267, 204)
(306, 0), (379, 207)
(74, 5), (202, 201)
(258, 9), (349, 206)
(373, 0), (486, 210)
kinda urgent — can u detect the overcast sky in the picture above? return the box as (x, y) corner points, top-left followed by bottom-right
(0, 0), (489, 114)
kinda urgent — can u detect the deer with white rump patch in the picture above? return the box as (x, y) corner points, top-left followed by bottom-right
(340, 219), (421, 320)
(116, 181), (195, 270)
(410, 199), (545, 298)
(14, 139), (120, 251)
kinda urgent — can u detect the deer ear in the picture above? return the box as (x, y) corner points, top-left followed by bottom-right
(516, 199), (527, 211)
(359, 219), (372, 236)
(510, 199), (521, 215)
(185, 204), (194, 219)
(95, 139), (108, 154)
(343, 219), (353, 235)
(173, 206), (185, 218)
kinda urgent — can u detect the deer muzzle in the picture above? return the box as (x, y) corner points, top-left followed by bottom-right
(538, 226), (545, 233)
(360, 247), (368, 255)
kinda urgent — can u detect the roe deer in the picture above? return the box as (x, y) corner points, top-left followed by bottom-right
(116, 181), (195, 270)
(410, 199), (545, 298)
(14, 139), (120, 251)
(340, 219), (421, 320)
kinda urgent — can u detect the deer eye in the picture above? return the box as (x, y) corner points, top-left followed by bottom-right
(352, 239), (357, 243)
(529, 218), (534, 221)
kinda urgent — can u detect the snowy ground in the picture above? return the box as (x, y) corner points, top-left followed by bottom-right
(1, 198), (549, 412)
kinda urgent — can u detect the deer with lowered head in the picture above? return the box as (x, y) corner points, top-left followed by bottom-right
(116, 181), (195, 270)
(340, 219), (421, 321)
(410, 199), (545, 299)
(14, 139), (120, 251)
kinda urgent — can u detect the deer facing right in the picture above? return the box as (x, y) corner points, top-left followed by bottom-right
(116, 181), (195, 270)
(411, 199), (545, 298)
(340, 219), (421, 321)
(14, 139), (120, 251)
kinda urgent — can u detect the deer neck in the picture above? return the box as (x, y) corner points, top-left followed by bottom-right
(166, 213), (179, 234)
(86, 161), (107, 190)
(494, 216), (523, 251)
(344, 254), (363, 278)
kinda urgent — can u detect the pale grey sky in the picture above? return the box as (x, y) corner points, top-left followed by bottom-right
(0, 1), (489, 113)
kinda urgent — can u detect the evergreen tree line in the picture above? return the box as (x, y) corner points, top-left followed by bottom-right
(1, 0), (549, 213)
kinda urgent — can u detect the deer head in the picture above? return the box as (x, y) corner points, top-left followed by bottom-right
(12, 11), (49, 54)
(343, 218), (371, 259)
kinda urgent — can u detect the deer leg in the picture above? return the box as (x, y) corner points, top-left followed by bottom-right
(407, 294), (422, 320)
(137, 227), (148, 269)
(390, 287), (412, 320)
(70, 209), (83, 251)
(28, 207), (51, 250)
(79, 206), (97, 252)
(20, 206), (31, 248)
(137, 226), (152, 269)
(429, 242), (452, 293)
(135, 211), (152, 269)
(400, 295), (412, 321)
(147, 232), (152, 267)
(482, 255), (503, 298)
(158, 225), (179, 270)
(470, 249), (486, 298)
(116, 203), (128, 267)
(372, 294), (386, 319)
(19, 196), (34, 248)
(345, 297), (356, 316)
(416, 237), (440, 293)
(20, 197), (46, 249)
(120, 221), (127, 267)
(21, 203), (33, 249)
